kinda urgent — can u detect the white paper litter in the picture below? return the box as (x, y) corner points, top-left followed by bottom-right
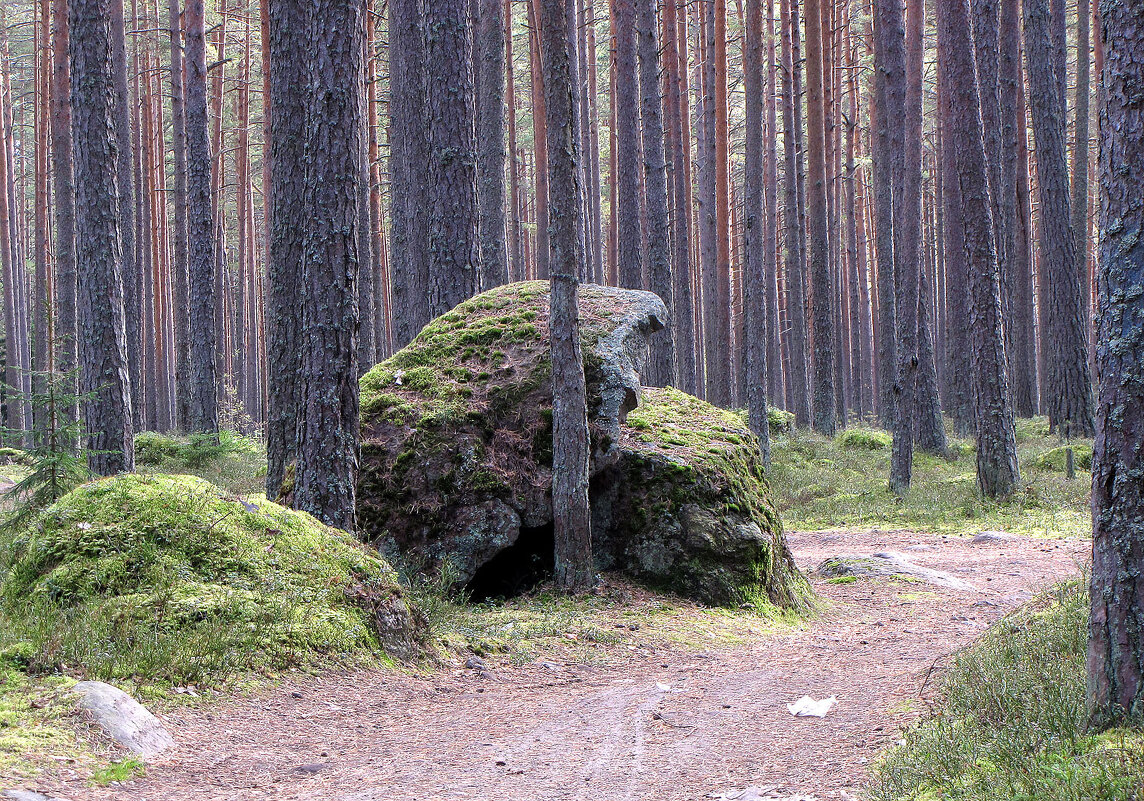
(786, 695), (837, 718)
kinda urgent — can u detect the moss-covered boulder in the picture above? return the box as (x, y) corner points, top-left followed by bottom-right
(1033, 443), (1093, 472)
(357, 281), (807, 608)
(0, 474), (422, 680)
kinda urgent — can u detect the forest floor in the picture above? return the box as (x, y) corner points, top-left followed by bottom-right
(18, 526), (1087, 801)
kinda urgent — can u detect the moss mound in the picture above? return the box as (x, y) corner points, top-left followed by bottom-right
(134, 430), (267, 496)
(358, 281), (807, 609)
(836, 427), (892, 451)
(0, 474), (421, 682)
(1033, 443), (1093, 472)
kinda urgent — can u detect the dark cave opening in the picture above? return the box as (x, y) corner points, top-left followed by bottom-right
(464, 523), (555, 602)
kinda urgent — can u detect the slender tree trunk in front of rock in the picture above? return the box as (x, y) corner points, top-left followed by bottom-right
(1088, 0), (1144, 728)
(743, 0), (769, 462)
(69, 0), (133, 474)
(539, 0), (593, 592)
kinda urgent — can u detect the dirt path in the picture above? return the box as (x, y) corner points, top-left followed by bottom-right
(30, 529), (1087, 801)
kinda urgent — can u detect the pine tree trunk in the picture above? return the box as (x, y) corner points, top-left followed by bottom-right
(636, 0), (674, 386)
(937, 0), (1019, 498)
(50, 0), (77, 430)
(764, 0), (782, 413)
(528, 0), (550, 280)
(1071, 0), (1091, 346)
(806, 0), (836, 436)
(1025, 0), (1095, 437)
(889, 0), (922, 493)
(613, 0), (642, 290)
(1000, 0), (1035, 415)
(32, 0), (51, 438)
(505, 0), (524, 284)
(937, 61), (972, 435)
(1013, 70), (1039, 415)
(183, 0), (218, 435)
(69, 0), (134, 473)
(389, 0), (430, 348)
(664, 0), (695, 393)
(743, 0), (771, 462)
(873, 0), (904, 429)
(110, 0), (141, 431)
(1088, 0), (1144, 727)
(266, 0), (308, 496)
(780, 0), (809, 426)
(477, 0), (509, 290)
(166, 0), (190, 430)
(294, 0), (365, 532)
(709, 0), (732, 408)
(539, 0), (593, 592)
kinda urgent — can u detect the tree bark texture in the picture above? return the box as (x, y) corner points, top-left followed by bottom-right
(477, 0), (509, 290)
(613, 0), (642, 291)
(294, 0), (365, 532)
(938, 0), (1020, 499)
(69, 0), (133, 473)
(539, 0), (593, 592)
(1025, 0), (1095, 436)
(426, 0), (479, 315)
(1088, 0), (1144, 727)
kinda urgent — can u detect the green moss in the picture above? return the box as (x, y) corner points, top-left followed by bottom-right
(767, 407), (796, 435)
(0, 666), (81, 778)
(1033, 444), (1094, 473)
(836, 427), (893, 450)
(133, 431), (266, 496)
(1015, 415), (1052, 442)
(0, 474), (414, 683)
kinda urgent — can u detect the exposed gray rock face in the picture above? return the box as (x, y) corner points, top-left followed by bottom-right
(817, 552), (976, 591)
(357, 282), (808, 608)
(72, 681), (174, 759)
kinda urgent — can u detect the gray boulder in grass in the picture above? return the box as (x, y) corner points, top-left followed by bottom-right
(72, 681), (174, 759)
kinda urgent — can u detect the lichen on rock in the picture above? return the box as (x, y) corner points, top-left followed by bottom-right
(357, 281), (809, 609)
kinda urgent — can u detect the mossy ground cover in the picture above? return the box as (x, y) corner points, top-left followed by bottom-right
(133, 430), (267, 496)
(767, 416), (1091, 538)
(425, 576), (806, 667)
(872, 581), (1144, 801)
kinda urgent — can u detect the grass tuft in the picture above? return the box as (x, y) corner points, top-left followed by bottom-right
(872, 581), (1144, 801)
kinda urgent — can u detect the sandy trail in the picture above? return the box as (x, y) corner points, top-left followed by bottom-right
(27, 528), (1087, 801)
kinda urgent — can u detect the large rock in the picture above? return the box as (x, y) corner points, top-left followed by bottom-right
(358, 282), (808, 607)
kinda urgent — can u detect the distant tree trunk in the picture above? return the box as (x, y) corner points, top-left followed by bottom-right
(1071, 0), (1091, 338)
(426, 0), (479, 313)
(293, 0), (365, 531)
(109, 0), (140, 430)
(764, 0), (782, 414)
(937, 57), (972, 435)
(1014, 69), (1039, 415)
(583, 0), (605, 285)
(916, 254), (948, 454)
(505, 0), (524, 284)
(743, 0), (770, 461)
(806, 0), (836, 436)
(477, 0), (509, 290)
(1000, 0), (1035, 416)
(613, 0), (642, 290)
(183, 0), (218, 435)
(69, 0), (134, 473)
(664, 0), (695, 393)
(1088, 0), (1144, 727)
(710, 0), (733, 408)
(167, 0), (190, 429)
(389, 0), (430, 347)
(49, 0), (76, 426)
(697, 2), (717, 399)
(938, 0), (1019, 498)
(873, 0), (904, 429)
(1025, 0), (1094, 437)
(890, 0), (922, 494)
(266, 0), (309, 497)
(32, 0), (50, 437)
(844, 16), (866, 419)
(527, 0), (550, 280)
(780, 0), (809, 425)
(539, 0), (593, 592)
(636, 0), (674, 386)
(972, 0), (1007, 321)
